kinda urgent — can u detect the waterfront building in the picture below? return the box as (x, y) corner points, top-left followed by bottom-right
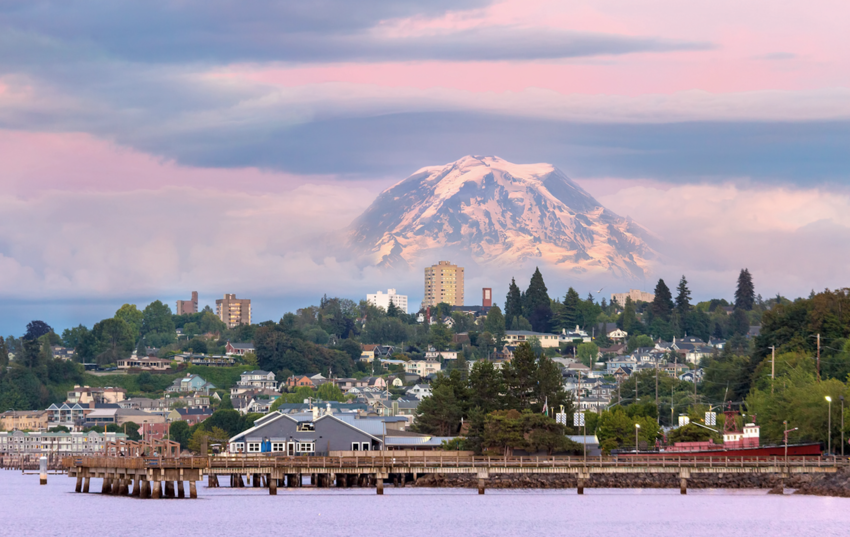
(225, 341), (255, 356)
(0, 430), (128, 455)
(0, 410), (49, 432)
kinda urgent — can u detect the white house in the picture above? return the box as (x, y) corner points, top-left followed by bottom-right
(504, 331), (560, 348)
(607, 328), (628, 341)
(406, 384), (432, 399)
(367, 289), (408, 314)
(560, 326), (591, 344)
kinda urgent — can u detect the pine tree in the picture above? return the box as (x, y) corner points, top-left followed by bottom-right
(0, 337), (8, 370)
(504, 278), (523, 327)
(386, 301), (399, 318)
(675, 275), (691, 315)
(735, 269), (755, 311)
(523, 268), (552, 333)
(557, 288), (580, 330)
(136, 337), (148, 357)
(484, 305), (506, 347)
(621, 297), (638, 333)
(650, 279), (674, 321)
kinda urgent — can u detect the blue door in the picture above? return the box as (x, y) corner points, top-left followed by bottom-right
(261, 439), (271, 452)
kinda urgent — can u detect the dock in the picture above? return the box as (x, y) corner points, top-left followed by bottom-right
(63, 453), (844, 497)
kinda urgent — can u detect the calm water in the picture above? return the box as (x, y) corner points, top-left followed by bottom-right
(2, 472), (849, 537)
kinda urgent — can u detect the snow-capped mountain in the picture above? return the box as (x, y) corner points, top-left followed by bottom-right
(346, 155), (654, 279)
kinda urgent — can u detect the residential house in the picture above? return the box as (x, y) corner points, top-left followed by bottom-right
(175, 407), (213, 426)
(0, 410), (49, 432)
(237, 370), (278, 391)
(504, 330), (561, 348)
(686, 346), (717, 364)
(607, 357), (638, 374)
(708, 338), (726, 349)
(607, 328), (628, 341)
(116, 356), (172, 371)
(51, 346), (75, 361)
(560, 326), (591, 344)
(166, 374), (216, 394)
(403, 359), (442, 377)
(678, 369), (705, 383)
(424, 346), (459, 360)
(225, 341), (255, 356)
(380, 359), (407, 370)
(66, 386), (127, 405)
(359, 349), (376, 362)
(406, 384), (432, 399)
(375, 399), (421, 419)
(598, 343), (627, 356)
(612, 366), (633, 383)
(362, 377), (388, 390)
(114, 408), (167, 427)
(576, 396), (609, 413)
(119, 397), (157, 410)
(45, 404), (86, 430)
(285, 375), (314, 389)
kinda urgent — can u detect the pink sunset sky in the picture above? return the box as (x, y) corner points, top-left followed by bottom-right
(1, 0), (849, 332)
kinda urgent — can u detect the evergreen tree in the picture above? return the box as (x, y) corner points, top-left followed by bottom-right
(136, 337), (148, 357)
(556, 288), (580, 330)
(484, 305), (506, 348)
(386, 301), (399, 318)
(621, 297), (638, 333)
(735, 269), (755, 311)
(504, 278), (523, 327)
(39, 338), (54, 364)
(0, 337), (7, 370)
(523, 268), (552, 333)
(650, 279), (674, 321)
(502, 342), (538, 409)
(675, 275), (691, 315)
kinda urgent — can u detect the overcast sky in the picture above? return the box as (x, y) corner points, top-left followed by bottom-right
(2, 0), (849, 334)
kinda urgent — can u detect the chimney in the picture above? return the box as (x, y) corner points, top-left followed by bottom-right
(482, 288), (492, 307)
(312, 406), (319, 421)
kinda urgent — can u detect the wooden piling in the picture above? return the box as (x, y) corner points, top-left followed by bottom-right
(478, 478), (485, 495)
(269, 477), (277, 495)
(75, 475), (83, 493)
(140, 480), (150, 499)
(132, 477), (141, 496)
(376, 474), (383, 495)
(680, 478), (687, 495)
(189, 481), (198, 499)
(177, 480), (185, 498)
(577, 478), (584, 495)
(164, 481), (175, 498)
(83, 477), (90, 493)
(152, 481), (162, 499)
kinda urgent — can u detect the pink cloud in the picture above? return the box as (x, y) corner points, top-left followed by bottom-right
(0, 130), (349, 196)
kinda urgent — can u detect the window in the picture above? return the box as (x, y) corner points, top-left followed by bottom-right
(297, 442), (315, 454)
(351, 442), (360, 451)
(361, 442), (370, 451)
(272, 442), (286, 452)
(297, 423), (315, 432)
(247, 442), (261, 452)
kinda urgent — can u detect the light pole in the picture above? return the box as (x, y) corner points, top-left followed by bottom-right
(635, 423), (641, 453)
(825, 396), (832, 456)
(838, 395), (844, 459)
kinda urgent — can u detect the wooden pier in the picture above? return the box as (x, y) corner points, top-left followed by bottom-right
(63, 453), (844, 498)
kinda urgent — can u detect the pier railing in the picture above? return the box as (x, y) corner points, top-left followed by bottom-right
(63, 454), (848, 471)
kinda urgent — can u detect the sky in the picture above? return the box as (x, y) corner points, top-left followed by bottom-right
(1, 0), (849, 335)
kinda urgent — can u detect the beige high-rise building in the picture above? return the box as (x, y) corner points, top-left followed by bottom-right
(611, 289), (655, 306)
(423, 261), (464, 307)
(215, 294), (252, 328)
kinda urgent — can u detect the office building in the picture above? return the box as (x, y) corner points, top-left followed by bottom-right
(216, 294), (252, 328)
(610, 289), (655, 306)
(367, 289), (409, 313)
(423, 261), (464, 307)
(176, 291), (198, 315)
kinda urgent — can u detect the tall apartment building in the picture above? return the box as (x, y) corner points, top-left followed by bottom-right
(611, 289), (655, 306)
(423, 261), (464, 307)
(216, 294), (252, 328)
(367, 289), (409, 313)
(176, 291), (198, 315)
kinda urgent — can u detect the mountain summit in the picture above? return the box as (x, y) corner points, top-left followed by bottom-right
(346, 155), (654, 278)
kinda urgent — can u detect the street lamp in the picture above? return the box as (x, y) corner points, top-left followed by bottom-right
(635, 423), (641, 453)
(838, 395), (844, 459)
(825, 396), (832, 456)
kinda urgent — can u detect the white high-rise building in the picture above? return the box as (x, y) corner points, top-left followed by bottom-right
(367, 289), (408, 314)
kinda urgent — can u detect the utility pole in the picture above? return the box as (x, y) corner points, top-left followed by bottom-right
(655, 360), (659, 424)
(817, 334), (821, 382)
(635, 375), (639, 404)
(770, 345), (775, 394)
